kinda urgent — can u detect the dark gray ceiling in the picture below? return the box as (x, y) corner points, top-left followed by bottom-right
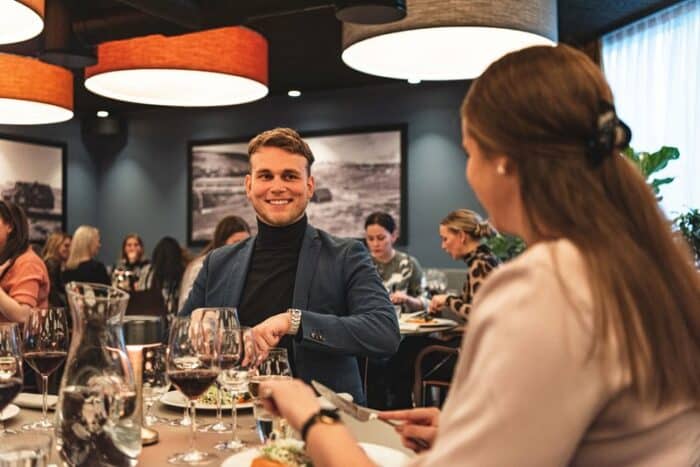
(0, 0), (684, 116)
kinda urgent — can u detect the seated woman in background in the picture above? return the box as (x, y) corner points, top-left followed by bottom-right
(0, 201), (49, 323)
(258, 44), (700, 466)
(42, 231), (71, 307)
(111, 233), (150, 291)
(429, 209), (500, 317)
(365, 212), (425, 312)
(61, 225), (110, 286)
(178, 215), (250, 310)
(142, 236), (188, 316)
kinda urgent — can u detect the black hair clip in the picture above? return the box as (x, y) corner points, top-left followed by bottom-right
(585, 102), (632, 166)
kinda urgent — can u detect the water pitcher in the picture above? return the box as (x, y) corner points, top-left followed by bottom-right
(56, 282), (141, 466)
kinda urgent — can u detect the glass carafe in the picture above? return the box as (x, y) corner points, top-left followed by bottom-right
(56, 282), (141, 467)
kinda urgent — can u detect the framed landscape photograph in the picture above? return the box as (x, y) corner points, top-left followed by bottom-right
(0, 134), (66, 245)
(188, 125), (407, 245)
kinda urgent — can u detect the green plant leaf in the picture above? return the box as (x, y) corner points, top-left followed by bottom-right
(641, 146), (680, 178)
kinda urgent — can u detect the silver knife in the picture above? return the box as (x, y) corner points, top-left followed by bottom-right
(311, 380), (430, 450)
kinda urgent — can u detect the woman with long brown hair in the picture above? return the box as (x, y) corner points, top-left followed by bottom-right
(0, 201), (49, 323)
(253, 44), (700, 466)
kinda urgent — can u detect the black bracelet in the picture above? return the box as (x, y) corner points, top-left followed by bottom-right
(300, 409), (341, 442)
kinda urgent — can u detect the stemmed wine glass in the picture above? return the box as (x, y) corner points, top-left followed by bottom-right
(0, 323), (23, 437)
(142, 344), (170, 426)
(250, 348), (292, 443)
(22, 307), (69, 431)
(166, 314), (221, 465)
(215, 326), (257, 451)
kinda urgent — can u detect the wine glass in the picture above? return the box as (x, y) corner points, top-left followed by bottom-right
(142, 344), (170, 426)
(198, 308), (239, 434)
(166, 314), (221, 465)
(215, 327), (256, 451)
(21, 307), (69, 431)
(251, 348), (292, 443)
(0, 323), (23, 437)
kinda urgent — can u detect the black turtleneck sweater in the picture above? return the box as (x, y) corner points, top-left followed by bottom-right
(238, 216), (307, 354)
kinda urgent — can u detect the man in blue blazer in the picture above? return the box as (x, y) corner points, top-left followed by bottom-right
(180, 128), (400, 403)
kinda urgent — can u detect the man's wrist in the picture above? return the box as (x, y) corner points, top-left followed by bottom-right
(287, 308), (302, 335)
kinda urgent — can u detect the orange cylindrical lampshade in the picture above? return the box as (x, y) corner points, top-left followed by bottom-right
(85, 26), (269, 107)
(0, 53), (74, 124)
(0, 0), (45, 44)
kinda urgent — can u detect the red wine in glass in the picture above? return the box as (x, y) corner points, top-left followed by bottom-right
(24, 350), (67, 376)
(0, 377), (22, 412)
(168, 370), (219, 399)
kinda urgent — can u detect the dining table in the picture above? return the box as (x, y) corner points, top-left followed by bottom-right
(6, 394), (413, 466)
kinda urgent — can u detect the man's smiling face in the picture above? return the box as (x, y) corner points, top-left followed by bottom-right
(245, 146), (315, 227)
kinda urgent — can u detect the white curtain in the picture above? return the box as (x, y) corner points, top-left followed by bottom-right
(602, 0), (700, 216)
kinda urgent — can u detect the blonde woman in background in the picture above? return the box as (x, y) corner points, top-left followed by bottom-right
(61, 225), (110, 286)
(255, 44), (700, 466)
(429, 209), (500, 317)
(42, 231), (71, 306)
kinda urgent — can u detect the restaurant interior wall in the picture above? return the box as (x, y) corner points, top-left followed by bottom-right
(0, 80), (480, 269)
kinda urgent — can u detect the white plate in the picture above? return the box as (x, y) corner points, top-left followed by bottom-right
(400, 317), (457, 328)
(0, 404), (20, 421)
(221, 441), (408, 467)
(160, 390), (253, 410)
(14, 393), (57, 410)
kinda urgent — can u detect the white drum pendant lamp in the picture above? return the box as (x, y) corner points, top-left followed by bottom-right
(0, 0), (45, 45)
(342, 0), (558, 81)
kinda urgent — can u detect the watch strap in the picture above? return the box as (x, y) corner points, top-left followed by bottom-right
(300, 408), (340, 442)
(287, 308), (302, 335)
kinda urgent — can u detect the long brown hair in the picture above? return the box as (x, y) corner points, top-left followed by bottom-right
(462, 44), (700, 406)
(0, 201), (30, 280)
(42, 231), (70, 262)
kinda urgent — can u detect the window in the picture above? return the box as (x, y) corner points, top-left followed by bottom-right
(602, 0), (700, 215)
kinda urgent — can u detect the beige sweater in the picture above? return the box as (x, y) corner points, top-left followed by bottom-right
(408, 239), (699, 467)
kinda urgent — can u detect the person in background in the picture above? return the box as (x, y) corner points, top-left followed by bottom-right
(257, 44), (700, 466)
(429, 209), (500, 317)
(142, 236), (187, 317)
(61, 225), (110, 286)
(41, 231), (71, 307)
(111, 233), (150, 291)
(0, 201), (49, 323)
(364, 212), (425, 312)
(178, 215), (251, 311)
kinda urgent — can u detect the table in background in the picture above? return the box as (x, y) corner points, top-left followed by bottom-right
(8, 397), (412, 465)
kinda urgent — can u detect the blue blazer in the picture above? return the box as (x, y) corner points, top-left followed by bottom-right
(180, 224), (400, 403)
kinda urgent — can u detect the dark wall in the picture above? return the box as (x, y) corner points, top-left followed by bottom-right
(2, 80), (484, 269)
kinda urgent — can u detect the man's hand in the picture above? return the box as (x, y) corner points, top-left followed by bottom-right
(429, 294), (448, 314)
(253, 312), (292, 356)
(379, 407), (440, 453)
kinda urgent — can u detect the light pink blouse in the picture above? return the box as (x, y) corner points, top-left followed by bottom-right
(408, 239), (699, 467)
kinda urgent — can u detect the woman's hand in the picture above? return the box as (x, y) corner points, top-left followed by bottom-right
(379, 407), (440, 453)
(259, 378), (321, 431)
(429, 294), (448, 314)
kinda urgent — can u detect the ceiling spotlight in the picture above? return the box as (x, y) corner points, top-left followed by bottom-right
(342, 0), (557, 81)
(288, 90), (301, 97)
(96, 110), (109, 118)
(0, 0), (45, 45)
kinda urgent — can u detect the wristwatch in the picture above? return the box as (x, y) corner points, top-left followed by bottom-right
(287, 308), (302, 335)
(300, 408), (341, 442)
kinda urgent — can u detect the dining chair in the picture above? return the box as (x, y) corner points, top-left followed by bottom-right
(412, 345), (459, 407)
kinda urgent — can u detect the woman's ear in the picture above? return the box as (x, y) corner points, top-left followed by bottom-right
(391, 230), (399, 244)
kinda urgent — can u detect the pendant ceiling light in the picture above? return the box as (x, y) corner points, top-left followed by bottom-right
(342, 0), (557, 81)
(0, 0), (44, 44)
(0, 53), (73, 125)
(85, 26), (269, 107)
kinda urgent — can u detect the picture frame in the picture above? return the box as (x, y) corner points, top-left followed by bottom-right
(188, 125), (407, 246)
(0, 134), (67, 245)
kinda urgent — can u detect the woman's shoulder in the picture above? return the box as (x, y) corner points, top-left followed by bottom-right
(472, 239), (592, 323)
(14, 248), (48, 271)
